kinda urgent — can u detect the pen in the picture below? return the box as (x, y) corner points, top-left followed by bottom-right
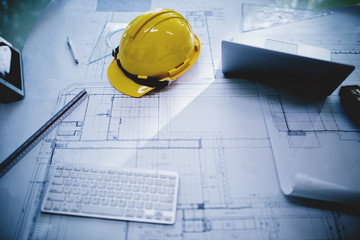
(66, 36), (79, 64)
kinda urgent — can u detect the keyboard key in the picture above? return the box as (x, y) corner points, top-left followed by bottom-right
(66, 194), (74, 203)
(61, 202), (70, 212)
(154, 211), (163, 220)
(136, 210), (145, 218)
(109, 199), (118, 206)
(53, 201), (61, 211)
(44, 201), (53, 210)
(62, 170), (71, 178)
(64, 179), (73, 186)
(70, 203), (81, 212)
(150, 195), (158, 202)
(158, 187), (166, 194)
(74, 195), (83, 203)
(91, 198), (100, 205)
(145, 202), (153, 210)
(116, 192), (124, 199)
(159, 195), (174, 203)
(52, 178), (64, 185)
(125, 209), (136, 218)
(118, 200), (126, 207)
(83, 197), (91, 204)
(49, 185), (64, 193)
(100, 198), (108, 206)
(133, 193), (141, 200)
(47, 192), (65, 201)
(142, 194), (150, 201)
(54, 170), (62, 177)
(135, 201), (143, 209)
(56, 165), (64, 170)
(141, 186), (148, 193)
(149, 187), (157, 194)
(154, 203), (173, 211)
(127, 201), (135, 208)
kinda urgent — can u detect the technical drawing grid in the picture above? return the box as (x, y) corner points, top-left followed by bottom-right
(23, 85), (352, 240)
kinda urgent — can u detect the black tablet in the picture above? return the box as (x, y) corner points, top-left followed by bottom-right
(0, 37), (25, 103)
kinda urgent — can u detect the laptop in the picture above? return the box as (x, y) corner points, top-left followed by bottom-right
(0, 36), (25, 103)
(222, 39), (355, 97)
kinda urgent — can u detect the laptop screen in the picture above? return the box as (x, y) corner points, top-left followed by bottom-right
(221, 40), (355, 97)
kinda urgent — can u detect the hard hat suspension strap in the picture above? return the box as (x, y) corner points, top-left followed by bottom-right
(112, 47), (170, 88)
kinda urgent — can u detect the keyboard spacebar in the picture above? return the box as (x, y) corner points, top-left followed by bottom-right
(81, 205), (125, 216)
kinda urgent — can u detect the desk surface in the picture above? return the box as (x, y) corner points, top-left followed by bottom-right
(0, 0), (360, 239)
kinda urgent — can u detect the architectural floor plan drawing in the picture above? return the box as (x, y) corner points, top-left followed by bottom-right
(1, 0), (360, 239)
(265, 89), (360, 140)
(259, 85), (360, 204)
(14, 84), (358, 240)
(232, 4), (360, 205)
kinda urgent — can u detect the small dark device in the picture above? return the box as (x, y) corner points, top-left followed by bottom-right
(0, 36), (25, 103)
(339, 85), (360, 126)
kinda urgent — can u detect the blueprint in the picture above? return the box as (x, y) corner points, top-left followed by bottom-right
(233, 6), (360, 204)
(0, 0), (360, 239)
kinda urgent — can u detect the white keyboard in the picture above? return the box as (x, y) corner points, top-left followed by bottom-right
(41, 163), (179, 224)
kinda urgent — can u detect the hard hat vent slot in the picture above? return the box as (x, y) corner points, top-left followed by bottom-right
(129, 9), (177, 38)
(175, 62), (184, 69)
(168, 58), (191, 77)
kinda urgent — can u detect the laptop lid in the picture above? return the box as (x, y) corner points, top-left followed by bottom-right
(221, 40), (355, 97)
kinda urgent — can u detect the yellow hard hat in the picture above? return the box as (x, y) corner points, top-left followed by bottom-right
(107, 8), (201, 97)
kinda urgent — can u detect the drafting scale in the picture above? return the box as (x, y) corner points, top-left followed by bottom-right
(0, 89), (88, 178)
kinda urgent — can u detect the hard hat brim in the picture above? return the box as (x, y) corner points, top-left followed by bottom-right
(107, 59), (155, 98)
